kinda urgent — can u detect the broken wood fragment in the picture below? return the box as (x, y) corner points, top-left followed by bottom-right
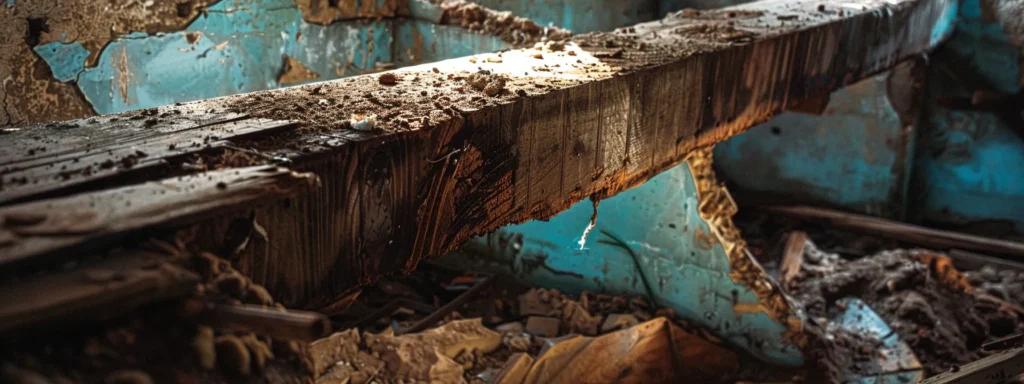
(0, 251), (199, 336)
(0, 115), (297, 205)
(0, 165), (318, 270)
(919, 347), (1024, 384)
(180, 298), (331, 341)
(761, 205), (1024, 260)
(399, 275), (494, 334)
(780, 230), (808, 286)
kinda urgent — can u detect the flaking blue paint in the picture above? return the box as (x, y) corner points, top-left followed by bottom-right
(910, 0), (1024, 233)
(437, 162), (804, 366)
(394, 21), (507, 66)
(36, 0), (391, 115)
(930, 0), (959, 47)
(714, 73), (909, 218)
(33, 41), (90, 83)
(834, 299), (924, 383)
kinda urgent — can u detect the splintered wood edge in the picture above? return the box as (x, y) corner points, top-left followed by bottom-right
(0, 165), (319, 269)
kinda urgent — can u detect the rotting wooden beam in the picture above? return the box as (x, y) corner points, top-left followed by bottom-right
(0, 251), (199, 336)
(0, 0), (958, 308)
(0, 165), (318, 270)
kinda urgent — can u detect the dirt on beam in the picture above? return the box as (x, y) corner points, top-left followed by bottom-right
(0, 0), (958, 308)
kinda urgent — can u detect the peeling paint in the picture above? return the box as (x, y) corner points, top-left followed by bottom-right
(55, 0), (391, 115)
(32, 41), (90, 82)
(438, 158), (805, 366)
(294, 0), (401, 25)
(278, 54), (320, 85)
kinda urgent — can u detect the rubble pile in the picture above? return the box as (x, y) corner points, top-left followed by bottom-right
(317, 276), (794, 384)
(0, 239), (313, 384)
(737, 211), (1024, 378)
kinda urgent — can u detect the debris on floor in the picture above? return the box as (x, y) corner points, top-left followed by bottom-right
(738, 210), (1024, 379)
(6, 205), (1024, 383)
(0, 235), (318, 384)
(318, 267), (798, 384)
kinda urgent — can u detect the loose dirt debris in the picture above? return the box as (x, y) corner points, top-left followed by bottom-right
(738, 211), (1024, 377)
(320, 266), (797, 384)
(0, 235), (313, 384)
(429, 0), (571, 46)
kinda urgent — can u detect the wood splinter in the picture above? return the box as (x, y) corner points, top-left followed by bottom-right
(780, 230), (808, 287)
(179, 298), (331, 341)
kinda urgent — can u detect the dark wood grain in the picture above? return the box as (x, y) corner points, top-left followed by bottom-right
(0, 0), (958, 308)
(0, 251), (199, 335)
(0, 165), (318, 269)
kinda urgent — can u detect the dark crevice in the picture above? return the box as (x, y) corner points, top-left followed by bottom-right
(25, 17), (49, 47)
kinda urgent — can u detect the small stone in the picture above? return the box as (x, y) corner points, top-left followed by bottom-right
(519, 289), (555, 316)
(215, 335), (252, 375)
(350, 114), (377, 131)
(193, 326), (216, 370)
(241, 334), (274, 372)
(194, 252), (227, 281)
(214, 272), (248, 298)
(524, 316), (561, 338)
(502, 333), (531, 352)
(378, 73), (398, 85)
(494, 322), (524, 334)
(483, 78), (506, 97)
(244, 284), (275, 306)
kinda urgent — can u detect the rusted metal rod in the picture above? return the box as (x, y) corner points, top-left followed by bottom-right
(399, 275), (495, 335)
(180, 298), (331, 341)
(759, 205), (1024, 259)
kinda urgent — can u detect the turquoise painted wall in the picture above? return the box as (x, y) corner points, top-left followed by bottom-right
(911, 0), (1024, 235)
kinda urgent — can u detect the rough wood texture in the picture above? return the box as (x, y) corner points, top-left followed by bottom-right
(0, 251), (199, 335)
(780, 230), (808, 286)
(919, 347), (1024, 384)
(1, 0), (957, 308)
(0, 165), (318, 270)
(0, 112), (295, 204)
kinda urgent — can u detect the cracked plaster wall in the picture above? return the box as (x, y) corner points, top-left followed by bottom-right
(0, 0), (747, 128)
(0, 0), (218, 126)
(0, 0), (406, 127)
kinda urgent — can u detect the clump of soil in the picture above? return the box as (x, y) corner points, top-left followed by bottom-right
(0, 236), (313, 384)
(431, 0), (571, 46)
(791, 245), (1023, 375)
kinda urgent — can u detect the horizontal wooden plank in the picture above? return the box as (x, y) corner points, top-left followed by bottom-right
(0, 114), (297, 204)
(0, 251), (199, 335)
(0, 165), (318, 269)
(1, 0), (958, 307)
